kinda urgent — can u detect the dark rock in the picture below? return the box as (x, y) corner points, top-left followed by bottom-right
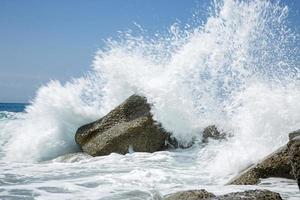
(161, 125), (227, 148)
(164, 189), (216, 200)
(227, 145), (293, 185)
(167, 136), (195, 149)
(166, 136), (180, 149)
(215, 189), (282, 200)
(202, 125), (226, 143)
(288, 135), (300, 189)
(289, 130), (300, 140)
(75, 95), (171, 156)
(164, 189), (282, 200)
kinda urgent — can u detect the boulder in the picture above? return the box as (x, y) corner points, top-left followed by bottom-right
(202, 125), (226, 143)
(216, 189), (282, 200)
(288, 135), (300, 189)
(227, 145), (293, 185)
(164, 189), (282, 200)
(228, 130), (300, 185)
(164, 189), (215, 200)
(75, 95), (171, 156)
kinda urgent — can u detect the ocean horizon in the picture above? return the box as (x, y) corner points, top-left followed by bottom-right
(0, 103), (29, 112)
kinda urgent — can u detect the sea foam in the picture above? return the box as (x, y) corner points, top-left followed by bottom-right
(1, 1), (299, 181)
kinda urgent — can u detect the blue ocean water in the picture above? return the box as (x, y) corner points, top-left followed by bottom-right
(0, 103), (28, 112)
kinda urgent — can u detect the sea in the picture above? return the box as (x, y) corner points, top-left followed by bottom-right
(1, 0), (300, 199)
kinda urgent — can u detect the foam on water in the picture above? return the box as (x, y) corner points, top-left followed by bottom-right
(0, 0), (300, 198)
(0, 111), (18, 121)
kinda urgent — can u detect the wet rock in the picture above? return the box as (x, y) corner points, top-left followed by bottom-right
(202, 125), (226, 143)
(75, 95), (171, 156)
(289, 130), (300, 140)
(288, 135), (300, 189)
(167, 136), (195, 149)
(216, 189), (282, 200)
(164, 189), (282, 200)
(228, 129), (300, 185)
(228, 145), (293, 185)
(164, 189), (216, 200)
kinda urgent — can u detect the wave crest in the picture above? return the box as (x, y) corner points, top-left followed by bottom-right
(1, 0), (299, 174)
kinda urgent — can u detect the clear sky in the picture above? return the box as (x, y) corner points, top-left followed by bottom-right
(0, 0), (299, 103)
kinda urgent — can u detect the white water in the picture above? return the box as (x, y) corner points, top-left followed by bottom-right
(1, 0), (300, 199)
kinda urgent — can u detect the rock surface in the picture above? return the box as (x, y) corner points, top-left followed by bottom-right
(202, 125), (226, 143)
(75, 95), (171, 156)
(228, 130), (300, 185)
(216, 189), (282, 200)
(289, 130), (300, 140)
(164, 189), (215, 200)
(288, 135), (300, 189)
(166, 125), (227, 148)
(228, 145), (293, 185)
(164, 189), (282, 200)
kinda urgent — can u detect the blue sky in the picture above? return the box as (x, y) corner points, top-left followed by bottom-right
(0, 0), (299, 103)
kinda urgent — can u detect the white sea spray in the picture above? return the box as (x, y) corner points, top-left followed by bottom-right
(0, 1), (299, 199)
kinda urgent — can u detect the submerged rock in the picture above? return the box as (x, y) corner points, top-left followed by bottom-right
(202, 125), (226, 143)
(228, 145), (293, 185)
(75, 95), (171, 156)
(51, 152), (92, 163)
(164, 189), (282, 200)
(288, 135), (300, 189)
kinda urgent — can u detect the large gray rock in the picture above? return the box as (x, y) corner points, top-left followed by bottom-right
(288, 135), (300, 189)
(228, 145), (293, 185)
(75, 95), (171, 156)
(164, 189), (282, 200)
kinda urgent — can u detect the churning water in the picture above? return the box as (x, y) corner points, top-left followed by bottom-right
(1, 0), (300, 199)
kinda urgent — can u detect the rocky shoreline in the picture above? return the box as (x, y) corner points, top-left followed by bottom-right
(74, 95), (300, 199)
(164, 189), (282, 200)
